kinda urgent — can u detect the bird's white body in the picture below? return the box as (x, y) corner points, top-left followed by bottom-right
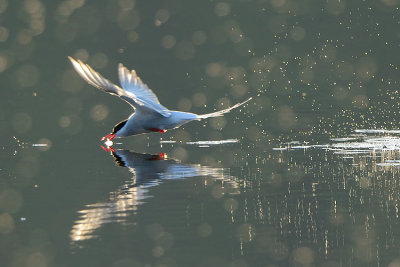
(68, 57), (251, 139)
(117, 110), (198, 137)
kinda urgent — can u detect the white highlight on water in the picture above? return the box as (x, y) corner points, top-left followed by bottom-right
(104, 140), (113, 147)
(32, 144), (48, 147)
(160, 139), (239, 147)
(274, 129), (400, 167)
(186, 139), (239, 145)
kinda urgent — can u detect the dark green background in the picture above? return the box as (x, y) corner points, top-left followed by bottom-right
(1, 0), (400, 266)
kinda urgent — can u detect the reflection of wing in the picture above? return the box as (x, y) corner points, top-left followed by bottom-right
(70, 185), (149, 242)
(70, 150), (239, 243)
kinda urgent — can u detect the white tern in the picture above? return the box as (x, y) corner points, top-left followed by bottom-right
(68, 57), (251, 142)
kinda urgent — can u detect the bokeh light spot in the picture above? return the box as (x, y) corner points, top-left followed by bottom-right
(0, 213), (14, 234)
(154, 9), (170, 26)
(162, 35), (176, 49)
(177, 97), (192, 111)
(290, 26), (306, 41)
(197, 223), (212, 237)
(215, 2), (231, 17)
(292, 247), (315, 266)
(13, 112), (33, 134)
(90, 104), (109, 121)
(0, 26), (9, 42)
(192, 31), (207, 46)
(175, 41), (195, 60)
(15, 64), (40, 88)
(0, 189), (23, 213)
(192, 92), (207, 107)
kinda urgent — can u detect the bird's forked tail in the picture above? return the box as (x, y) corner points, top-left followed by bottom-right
(196, 97), (252, 119)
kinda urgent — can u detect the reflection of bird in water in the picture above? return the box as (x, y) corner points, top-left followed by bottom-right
(70, 149), (239, 243)
(68, 57), (251, 144)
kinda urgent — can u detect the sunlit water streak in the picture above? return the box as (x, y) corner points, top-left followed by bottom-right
(265, 129), (400, 265)
(13, 136), (48, 148)
(274, 129), (400, 167)
(160, 139), (239, 147)
(70, 150), (240, 243)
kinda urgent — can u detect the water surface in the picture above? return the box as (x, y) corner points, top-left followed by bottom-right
(1, 0), (400, 266)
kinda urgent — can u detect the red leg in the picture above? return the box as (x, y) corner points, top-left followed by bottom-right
(101, 145), (115, 152)
(149, 153), (165, 160)
(149, 128), (165, 133)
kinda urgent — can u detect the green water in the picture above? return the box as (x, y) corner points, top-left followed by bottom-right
(1, 0), (400, 266)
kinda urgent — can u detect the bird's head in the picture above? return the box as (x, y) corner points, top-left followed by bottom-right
(111, 119), (128, 135)
(101, 119), (128, 141)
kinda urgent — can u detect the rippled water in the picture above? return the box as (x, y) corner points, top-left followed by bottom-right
(2, 0), (400, 266)
(70, 148), (239, 243)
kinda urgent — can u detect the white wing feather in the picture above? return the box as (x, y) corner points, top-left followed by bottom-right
(69, 57), (170, 116)
(68, 57), (145, 109)
(118, 64), (171, 117)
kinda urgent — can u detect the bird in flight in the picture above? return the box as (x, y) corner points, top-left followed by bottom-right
(68, 57), (251, 143)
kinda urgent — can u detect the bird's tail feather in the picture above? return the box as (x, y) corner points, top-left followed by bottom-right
(196, 97), (252, 119)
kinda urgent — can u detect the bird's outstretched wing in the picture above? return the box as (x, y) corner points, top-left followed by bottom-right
(68, 57), (171, 117)
(118, 64), (171, 117)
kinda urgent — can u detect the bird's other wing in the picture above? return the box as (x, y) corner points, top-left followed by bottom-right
(118, 64), (171, 117)
(196, 97), (252, 119)
(68, 57), (145, 109)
